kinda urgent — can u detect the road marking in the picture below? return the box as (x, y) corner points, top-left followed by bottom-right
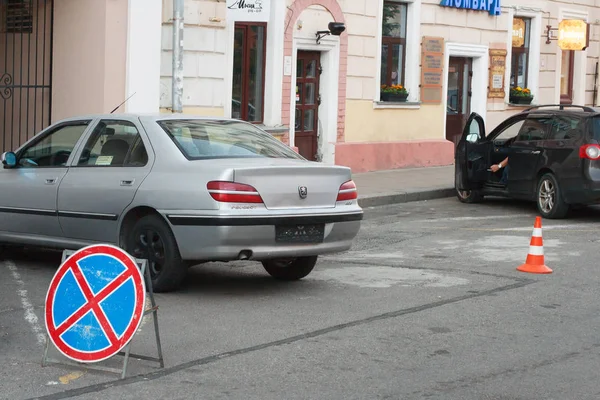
(410, 214), (535, 224)
(4, 260), (46, 346)
(463, 223), (598, 232)
(58, 372), (85, 385)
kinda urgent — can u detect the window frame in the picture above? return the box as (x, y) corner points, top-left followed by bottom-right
(74, 119), (150, 168)
(232, 22), (268, 124)
(380, 1), (408, 88)
(510, 16), (531, 90)
(560, 50), (575, 105)
(15, 120), (92, 169)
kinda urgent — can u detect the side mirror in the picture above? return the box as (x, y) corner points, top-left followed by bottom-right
(1, 152), (17, 168)
(466, 133), (479, 143)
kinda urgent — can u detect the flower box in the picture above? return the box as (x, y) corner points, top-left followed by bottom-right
(381, 92), (408, 102)
(509, 95), (533, 105)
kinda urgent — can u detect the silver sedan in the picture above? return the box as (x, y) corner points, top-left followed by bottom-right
(0, 114), (363, 291)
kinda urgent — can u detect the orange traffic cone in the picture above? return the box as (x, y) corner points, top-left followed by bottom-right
(517, 216), (552, 274)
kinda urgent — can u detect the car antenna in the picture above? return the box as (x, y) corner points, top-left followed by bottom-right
(109, 92), (137, 114)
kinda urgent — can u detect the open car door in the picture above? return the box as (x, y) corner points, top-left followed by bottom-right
(455, 112), (486, 191)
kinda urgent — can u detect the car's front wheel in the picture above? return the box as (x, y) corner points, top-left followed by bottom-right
(125, 214), (187, 292)
(262, 256), (318, 281)
(455, 186), (483, 203)
(536, 173), (569, 219)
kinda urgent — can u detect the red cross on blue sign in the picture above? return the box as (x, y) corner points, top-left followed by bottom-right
(44, 244), (146, 363)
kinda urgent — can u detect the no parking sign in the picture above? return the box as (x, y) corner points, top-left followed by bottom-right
(44, 244), (146, 363)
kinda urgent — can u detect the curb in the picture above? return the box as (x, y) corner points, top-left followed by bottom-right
(358, 187), (455, 208)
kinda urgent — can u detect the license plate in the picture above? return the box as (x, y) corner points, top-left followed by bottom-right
(275, 224), (325, 244)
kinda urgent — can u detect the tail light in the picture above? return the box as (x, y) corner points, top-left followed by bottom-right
(207, 181), (263, 203)
(337, 180), (358, 201)
(579, 144), (600, 160)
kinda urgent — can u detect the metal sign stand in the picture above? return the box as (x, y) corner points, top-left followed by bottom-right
(41, 250), (164, 379)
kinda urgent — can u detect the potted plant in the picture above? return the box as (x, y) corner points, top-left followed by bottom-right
(509, 86), (534, 105)
(381, 84), (409, 102)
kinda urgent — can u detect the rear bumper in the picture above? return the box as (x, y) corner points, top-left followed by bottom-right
(164, 211), (363, 261)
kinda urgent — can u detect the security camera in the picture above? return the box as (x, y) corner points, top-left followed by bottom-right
(328, 22), (346, 36)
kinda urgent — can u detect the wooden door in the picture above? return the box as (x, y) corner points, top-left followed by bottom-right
(445, 57), (473, 147)
(295, 51), (320, 161)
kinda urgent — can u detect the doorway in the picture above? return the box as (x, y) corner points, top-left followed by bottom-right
(295, 50), (320, 161)
(0, 0), (54, 154)
(445, 57), (473, 147)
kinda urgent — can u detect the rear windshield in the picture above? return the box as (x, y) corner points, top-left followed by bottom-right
(157, 119), (303, 160)
(592, 116), (600, 141)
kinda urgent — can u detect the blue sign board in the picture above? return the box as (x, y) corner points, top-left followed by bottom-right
(439, 0), (502, 16)
(45, 244), (146, 363)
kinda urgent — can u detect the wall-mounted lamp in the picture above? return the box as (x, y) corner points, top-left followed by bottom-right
(316, 22), (346, 44)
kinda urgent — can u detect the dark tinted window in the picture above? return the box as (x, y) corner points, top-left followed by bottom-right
(592, 117), (600, 141)
(547, 115), (583, 140)
(515, 116), (552, 142)
(157, 119), (304, 160)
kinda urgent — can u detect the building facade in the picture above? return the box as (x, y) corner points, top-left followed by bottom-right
(2, 0), (600, 173)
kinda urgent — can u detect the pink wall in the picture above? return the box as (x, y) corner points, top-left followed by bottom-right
(52, 0), (128, 122)
(335, 140), (455, 173)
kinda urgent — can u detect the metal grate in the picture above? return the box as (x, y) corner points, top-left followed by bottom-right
(5, 0), (33, 33)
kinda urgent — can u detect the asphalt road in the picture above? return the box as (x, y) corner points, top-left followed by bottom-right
(2, 197), (600, 400)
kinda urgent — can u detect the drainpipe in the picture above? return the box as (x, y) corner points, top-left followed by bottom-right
(172, 0), (184, 113)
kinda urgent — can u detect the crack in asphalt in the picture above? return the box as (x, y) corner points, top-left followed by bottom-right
(29, 279), (535, 400)
(320, 259), (532, 281)
(420, 344), (600, 396)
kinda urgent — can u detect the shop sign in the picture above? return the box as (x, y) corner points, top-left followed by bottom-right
(226, 0), (271, 22)
(420, 36), (444, 104)
(439, 0), (502, 16)
(557, 19), (589, 51)
(512, 18), (525, 47)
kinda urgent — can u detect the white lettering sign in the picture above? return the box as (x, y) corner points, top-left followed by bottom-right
(226, 0), (271, 22)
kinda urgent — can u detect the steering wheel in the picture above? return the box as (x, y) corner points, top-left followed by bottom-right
(20, 158), (38, 167)
(50, 150), (72, 166)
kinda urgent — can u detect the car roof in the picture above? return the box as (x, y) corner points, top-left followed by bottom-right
(518, 105), (600, 118)
(55, 113), (241, 124)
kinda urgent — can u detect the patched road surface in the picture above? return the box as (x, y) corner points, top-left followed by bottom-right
(2, 197), (600, 399)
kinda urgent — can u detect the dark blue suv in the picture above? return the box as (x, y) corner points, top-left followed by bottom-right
(455, 104), (600, 219)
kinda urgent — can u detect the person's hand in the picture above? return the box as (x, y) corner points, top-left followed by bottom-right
(490, 164), (500, 173)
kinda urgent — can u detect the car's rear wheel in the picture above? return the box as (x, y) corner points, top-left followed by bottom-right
(262, 256), (318, 281)
(456, 187), (483, 203)
(125, 214), (187, 292)
(536, 173), (569, 219)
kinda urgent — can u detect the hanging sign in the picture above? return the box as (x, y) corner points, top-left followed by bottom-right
(439, 0), (502, 16)
(512, 18), (525, 47)
(488, 49), (507, 98)
(557, 19), (589, 51)
(226, 0), (271, 22)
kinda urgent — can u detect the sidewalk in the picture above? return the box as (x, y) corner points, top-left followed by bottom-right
(354, 165), (454, 208)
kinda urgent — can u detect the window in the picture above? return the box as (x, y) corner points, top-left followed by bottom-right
(157, 119), (303, 160)
(77, 120), (148, 167)
(548, 115), (582, 141)
(3, 0), (34, 33)
(18, 122), (90, 167)
(380, 1), (407, 88)
(232, 23), (266, 123)
(510, 17), (531, 89)
(516, 116), (553, 142)
(495, 119), (526, 141)
(560, 50), (575, 104)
